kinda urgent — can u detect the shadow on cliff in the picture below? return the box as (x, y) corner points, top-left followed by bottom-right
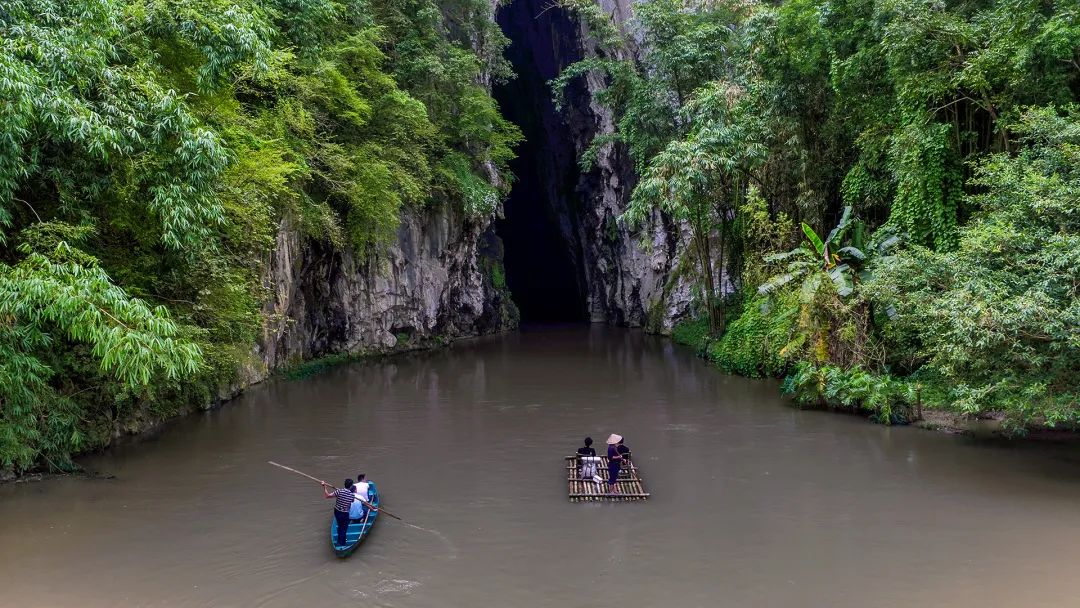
(493, 0), (591, 323)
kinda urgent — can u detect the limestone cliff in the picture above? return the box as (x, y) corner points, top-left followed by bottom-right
(495, 0), (697, 332)
(231, 207), (515, 390)
(227, 14), (520, 390)
(579, 0), (701, 332)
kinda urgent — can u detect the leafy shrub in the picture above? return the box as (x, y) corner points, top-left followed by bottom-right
(708, 293), (797, 378)
(671, 317), (711, 355)
(782, 362), (914, 425)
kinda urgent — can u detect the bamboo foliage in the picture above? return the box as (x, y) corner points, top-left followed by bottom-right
(0, 0), (522, 472)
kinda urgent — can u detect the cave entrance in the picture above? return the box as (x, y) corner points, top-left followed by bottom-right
(493, 0), (588, 323)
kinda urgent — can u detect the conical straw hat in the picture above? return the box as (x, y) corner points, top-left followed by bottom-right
(606, 434), (622, 444)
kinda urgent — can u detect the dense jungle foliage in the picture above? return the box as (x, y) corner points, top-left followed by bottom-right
(0, 0), (520, 473)
(558, 0), (1079, 430)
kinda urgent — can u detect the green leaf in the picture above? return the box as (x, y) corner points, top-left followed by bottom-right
(828, 264), (854, 297)
(799, 272), (823, 304)
(802, 222), (825, 257)
(764, 248), (810, 263)
(825, 206), (853, 246)
(759, 272), (796, 294)
(836, 246), (866, 263)
(877, 236), (902, 255)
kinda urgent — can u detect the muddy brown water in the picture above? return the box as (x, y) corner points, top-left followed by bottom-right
(3, 326), (1080, 607)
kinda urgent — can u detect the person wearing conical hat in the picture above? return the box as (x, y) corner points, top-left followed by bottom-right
(605, 434), (623, 494)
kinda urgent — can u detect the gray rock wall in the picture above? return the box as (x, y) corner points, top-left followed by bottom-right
(562, 0), (697, 332)
(232, 206), (515, 389)
(108, 203), (513, 449)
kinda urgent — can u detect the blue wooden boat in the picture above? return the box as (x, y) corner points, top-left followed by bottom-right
(329, 482), (380, 557)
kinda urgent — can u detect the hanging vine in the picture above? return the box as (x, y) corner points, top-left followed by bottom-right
(888, 119), (962, 251)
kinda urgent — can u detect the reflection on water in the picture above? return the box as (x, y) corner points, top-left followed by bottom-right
(2, 325), (1080, 607)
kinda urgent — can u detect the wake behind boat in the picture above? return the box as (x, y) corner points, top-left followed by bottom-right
(330, 482), (380, 558)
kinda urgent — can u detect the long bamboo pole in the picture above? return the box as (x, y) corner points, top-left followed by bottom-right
(268, 461), (406, 522)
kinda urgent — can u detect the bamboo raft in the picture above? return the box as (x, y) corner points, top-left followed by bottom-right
(565, 455), (650, 502)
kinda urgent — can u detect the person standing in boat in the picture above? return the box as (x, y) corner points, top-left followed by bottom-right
(577, 437), (597, 479)
(323, 478), (355, 546)
(606, 434), (623, 494)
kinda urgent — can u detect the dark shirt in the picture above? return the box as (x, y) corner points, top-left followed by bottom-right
(333, 488), (355, 512)
(607, 444), (621, 464)
(617, 444), (631, 458)
(576, 446), (596, 458)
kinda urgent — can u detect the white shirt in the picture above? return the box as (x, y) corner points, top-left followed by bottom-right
(352, 481), (370, 501)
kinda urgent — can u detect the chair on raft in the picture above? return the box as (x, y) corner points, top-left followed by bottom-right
(579, 456), (602, 482)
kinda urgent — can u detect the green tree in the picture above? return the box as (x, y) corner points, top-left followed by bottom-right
(573, 0), (1080, 426)
(553, 0), (750, 172)
(624, 85), (766, 334)
(0, 223), (202, 470)
(867, 107), (1080, 428)
(758, 206), (881, 368)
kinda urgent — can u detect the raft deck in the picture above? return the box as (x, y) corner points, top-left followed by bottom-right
(565, 455), (650, 502)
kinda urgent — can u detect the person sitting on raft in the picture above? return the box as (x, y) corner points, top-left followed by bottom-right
(323, 478), (355, 546)
(616, 437), (631, 462)
(576, 437), (597, 479)
(606, 434), (624, 494)
(350, 473), (375, 520)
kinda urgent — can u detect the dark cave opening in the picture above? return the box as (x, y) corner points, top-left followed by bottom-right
(493, 0), (589, 323)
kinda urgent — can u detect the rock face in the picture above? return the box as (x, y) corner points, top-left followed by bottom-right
(579, 1), (704, 332)
(235, 206), (515, 389)
(494, 0), (696, 332)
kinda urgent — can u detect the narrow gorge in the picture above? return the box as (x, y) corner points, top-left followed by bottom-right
(493, 0), (692, 327)
(5, 0), (696, 473)
(249, 0), (693, 390)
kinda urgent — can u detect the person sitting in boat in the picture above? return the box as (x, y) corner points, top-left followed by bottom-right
(350, 473), (372, 520)
(606, 434), (624, 494)
(323, 478), (355, 546)
(576, 437), (597, 479)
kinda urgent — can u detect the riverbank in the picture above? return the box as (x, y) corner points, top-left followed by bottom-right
(0, 330), (501, 483)
(669, 317), (1078, 440)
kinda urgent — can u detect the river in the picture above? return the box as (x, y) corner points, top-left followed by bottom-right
(2, 326), (1080, 607)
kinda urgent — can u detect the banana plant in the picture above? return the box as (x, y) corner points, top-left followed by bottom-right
(758, 206), (867, 299)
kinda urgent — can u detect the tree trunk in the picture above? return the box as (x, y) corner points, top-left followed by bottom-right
(916, 385), (924, 421)
(716, 220), (727, 335)
(696, 230), (719, 336)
